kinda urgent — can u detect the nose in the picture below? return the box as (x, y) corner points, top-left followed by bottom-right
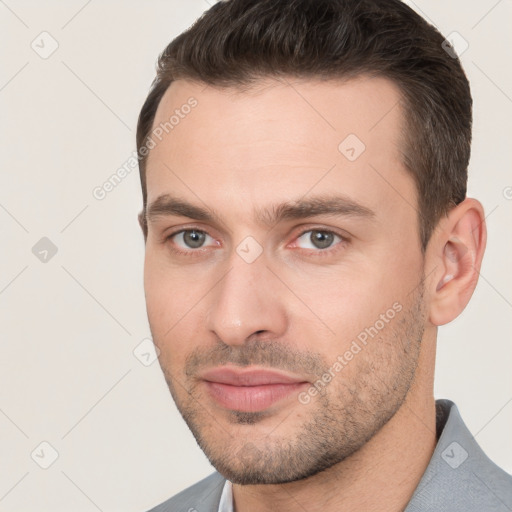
(205, 254), (288, 347)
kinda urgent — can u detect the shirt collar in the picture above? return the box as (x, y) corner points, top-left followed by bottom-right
(218, 479), (233, 512)
(217, 400), (480, 512)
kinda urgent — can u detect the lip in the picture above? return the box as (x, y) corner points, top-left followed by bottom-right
(200, 367), (309, 413)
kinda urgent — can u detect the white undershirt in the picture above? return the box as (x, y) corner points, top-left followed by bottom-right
(218, 480), (234, 512)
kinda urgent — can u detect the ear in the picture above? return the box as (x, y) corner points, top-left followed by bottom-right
(138, 210), (148, 242)
(426, 198), (487, 326)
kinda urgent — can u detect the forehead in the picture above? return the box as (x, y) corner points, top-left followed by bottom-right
(150, 75), (404, 153)
(145, 76), (415, 226)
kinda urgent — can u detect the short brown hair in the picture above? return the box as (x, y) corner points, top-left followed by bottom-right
(137, 0), (472, 249)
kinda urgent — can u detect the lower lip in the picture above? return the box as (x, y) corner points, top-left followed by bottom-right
(204, 381), (307, 412)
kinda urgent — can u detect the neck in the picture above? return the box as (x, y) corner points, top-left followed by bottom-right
(232, 336), (437, 512)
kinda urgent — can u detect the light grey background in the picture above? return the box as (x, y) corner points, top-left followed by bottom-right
(0, 1), (510, 511)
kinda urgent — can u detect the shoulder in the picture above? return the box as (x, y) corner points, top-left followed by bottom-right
(146, 472), (226, 512)
(406, 400), (512, 512)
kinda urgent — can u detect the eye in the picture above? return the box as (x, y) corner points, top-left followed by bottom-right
(170, 229), (215, 250)
(295, 229), (343, 250)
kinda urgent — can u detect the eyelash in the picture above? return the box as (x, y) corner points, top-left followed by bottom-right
(164, 229), (216, 258)
(164, 227), (348, 258)
(285, 230), (348, 261)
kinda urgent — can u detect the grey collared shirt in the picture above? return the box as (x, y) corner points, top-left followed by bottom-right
(217, 400), (512, 512)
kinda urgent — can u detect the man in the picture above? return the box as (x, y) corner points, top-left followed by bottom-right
(137, 0), (512, 510)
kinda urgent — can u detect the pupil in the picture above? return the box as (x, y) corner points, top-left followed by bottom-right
(311, 231), (333, 249)
(184, 230), (205, 248)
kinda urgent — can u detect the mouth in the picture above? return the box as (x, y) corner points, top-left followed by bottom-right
(199, 366), (309, 413)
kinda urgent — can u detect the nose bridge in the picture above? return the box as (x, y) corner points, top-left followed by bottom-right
(206, 251), (287, 345)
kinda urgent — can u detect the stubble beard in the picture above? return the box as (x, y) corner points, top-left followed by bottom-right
(158, 283), (426, 485)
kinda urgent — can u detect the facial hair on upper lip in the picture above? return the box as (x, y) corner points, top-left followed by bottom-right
(184, 338), (327, 384)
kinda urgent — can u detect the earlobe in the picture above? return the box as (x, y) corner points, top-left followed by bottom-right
(428, 199), (487, 326)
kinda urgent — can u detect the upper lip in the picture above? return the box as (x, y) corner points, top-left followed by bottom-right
(199, 366), (307, 386)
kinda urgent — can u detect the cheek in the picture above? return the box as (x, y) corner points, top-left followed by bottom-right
(282, 257), (419, 356)
(144, 252), (213, 373)
(144, 256), (168, 333)
(144, 253), (189, 350)
(144, 248), (193, 316)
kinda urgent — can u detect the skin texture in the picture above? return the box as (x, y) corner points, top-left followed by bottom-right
(141, 76), (486, 511)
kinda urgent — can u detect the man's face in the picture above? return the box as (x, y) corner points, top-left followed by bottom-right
(143, 76), (428, 484)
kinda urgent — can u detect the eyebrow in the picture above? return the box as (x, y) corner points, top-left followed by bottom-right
(257, 195), (375, 226)
(146, 195), (223, 225)
(146, 193), (375, 227)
